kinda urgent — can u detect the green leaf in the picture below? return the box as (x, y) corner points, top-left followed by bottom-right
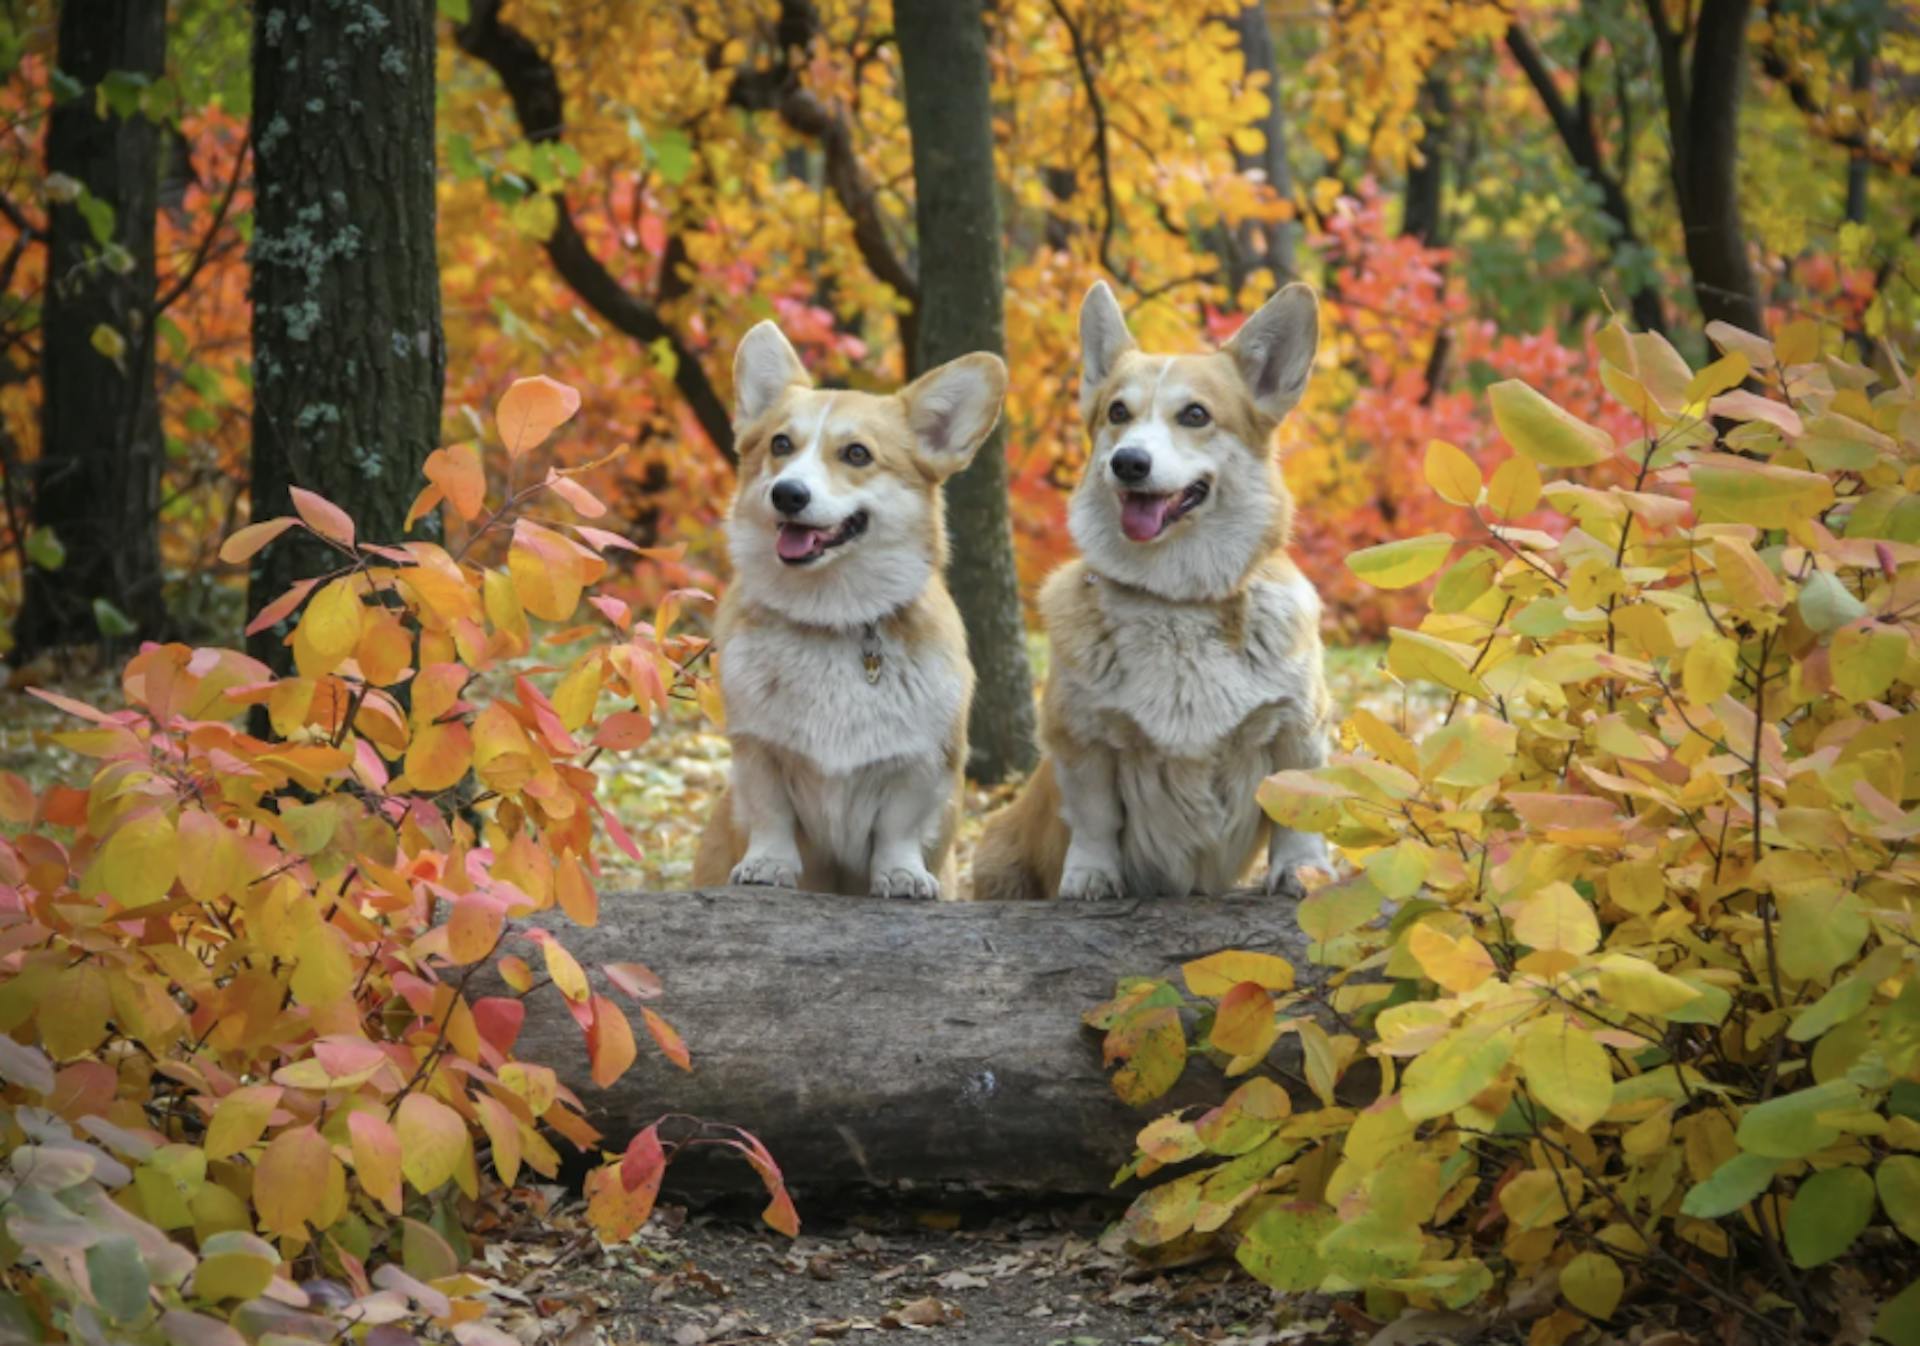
(1235, 1202), (1333, 1292)
(1680, 1152), (1780, 1218)
(1400, 1026), (1512, 1122)
(1879, 1279), (1920, 1346)
(438, 0), (473, 19)
(1690, 457), (1834, 528)
(1346, 534), (1454, 590)
(1785, 1165), (1875, 1267)
(1518, 1017), (1612, 1133)
(1489, 379), (1613, 467)
(1879, 1155), (1920, 1244)
(650, 127), (694, 184)
(85, 1236), (149, 1322)
(1797, 570), (1867, 635)
(75, 191), (115, 245)
(1736, 1081), (1862, 1159)
(1789, 974), (1878, 1042)
(92, 598), (136, 637)
(23, 526), (64, 571)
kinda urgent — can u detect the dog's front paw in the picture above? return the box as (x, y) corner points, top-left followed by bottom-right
(872, 862), (940, 902)
(1264, 863), (1310, 900)
(731, 853), (800, 889)
(1058, 864), (1124, 902)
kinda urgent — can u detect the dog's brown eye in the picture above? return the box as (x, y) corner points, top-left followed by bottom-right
(1108, 401), (1131, 425)
(770, 433), (794, 456)
(842, 443), (872, 467)
(1177, 403), (1210, 428)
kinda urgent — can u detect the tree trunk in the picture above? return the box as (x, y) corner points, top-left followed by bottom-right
(246, 0), (444, 667)
(13, 0), (166, 658)
(1648, 0), (1765, 336)
(895, 0), (1037, 785)
(500, 888), (1339, 1195)
(1229, 2), (1299, 286)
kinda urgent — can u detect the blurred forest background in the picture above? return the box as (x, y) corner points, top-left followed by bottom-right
(0, 0), (1916, 778)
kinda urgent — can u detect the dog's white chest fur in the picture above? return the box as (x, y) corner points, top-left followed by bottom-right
(723, 619), (965, 776)
(1056, 570), (1323, 892)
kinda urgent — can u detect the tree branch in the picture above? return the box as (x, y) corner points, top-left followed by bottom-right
(157, 134), (248, 313)
(455, 0), (737, 464)
(1506, 23), (1666, 333)
(1047, 0), (1120, 279)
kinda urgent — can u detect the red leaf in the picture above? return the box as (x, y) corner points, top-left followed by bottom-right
(289, 486), (355, 547)
(604, 961), (663, 1002)
(574, 526), (641, 555)
(621, 1123), (665, 1193)
(472, 997), (525, 1055)
(25, 687), (112, 723)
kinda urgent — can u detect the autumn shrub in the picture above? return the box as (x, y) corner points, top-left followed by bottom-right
(0, 376), (790, 1344)
(1096, 320), (1920, 1343)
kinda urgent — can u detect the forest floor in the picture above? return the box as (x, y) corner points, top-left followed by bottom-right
(468, 1188), (1506, 1346)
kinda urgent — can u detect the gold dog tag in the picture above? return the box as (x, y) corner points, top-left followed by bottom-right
(863, 651), (882, 684)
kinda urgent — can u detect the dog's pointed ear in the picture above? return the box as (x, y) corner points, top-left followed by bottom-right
(1225, 283), (1319, 421)
(1078, 280), (1136, 418)
(902, 352), (1007, 477)
(733, 320), (811, 425)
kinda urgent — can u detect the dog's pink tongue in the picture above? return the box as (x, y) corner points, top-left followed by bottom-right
(777, 524), (826, 561)
(1120, 493), (1174, 542)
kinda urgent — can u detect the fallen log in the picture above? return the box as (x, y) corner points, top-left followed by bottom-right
(503, 887), (1333, 1197)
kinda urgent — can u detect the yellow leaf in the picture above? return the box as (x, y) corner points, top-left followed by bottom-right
(1519, 1017), (1613, 1132)
(1487, 456), (1542, 520)
(1407, 921), (1495, 993)
(1401, 1025), (1513, 1122)
(1490, 379), (1613, 466)
(1387, 629), (1488, 699)
(1424, 440), (1482, 506)
(1595, 954), (1701, 1016)
(1560, 1251), (1624, 1319)
(205, 1086), (282, 1161)
(1183, 950), (1295, 996)
(539, 934), (591, 1002)
(396, 1092), (469, 1195)
(349, 1111), (404, 1215)
(1775, 317), (1820, 365)
(1346, 534), (1454, 590)
(290, 924), (353, 1007)
(299, 579), (364, 664)
(91, 809), (178, 909)
(1512, 882), (1600, 955)
(1682, 634), (1738, 705)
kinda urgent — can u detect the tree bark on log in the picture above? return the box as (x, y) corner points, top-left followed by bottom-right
(501, 888), (1335, 1197)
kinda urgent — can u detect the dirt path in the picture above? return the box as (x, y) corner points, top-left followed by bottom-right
(471, 1196), (1374, 1346)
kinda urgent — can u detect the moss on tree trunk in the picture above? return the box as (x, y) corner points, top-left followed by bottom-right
(246, 0), (443, 668)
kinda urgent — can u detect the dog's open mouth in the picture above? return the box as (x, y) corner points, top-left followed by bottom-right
(776, 510), (869, 565)
(1119, 478), (1211, 542)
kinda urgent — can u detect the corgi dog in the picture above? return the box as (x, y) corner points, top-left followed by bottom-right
(971, 281), (1331, 902)
(692, 321), (1007, 900)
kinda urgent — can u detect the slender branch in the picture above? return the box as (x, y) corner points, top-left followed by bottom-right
(1048, 0), (1120, 279)
(455, 0), (737, 464)
(157, 134), (249, 313)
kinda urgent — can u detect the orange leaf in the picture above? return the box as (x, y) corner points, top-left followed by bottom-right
(426, 442), (487, 520)
(404, 482), (445, 530)
(245, 577), (319, 638)
(474, 1093), (523, 1186)
(289, 486), (355, 548)
(605, 962), (663, 1001)
(254, 1124), (332, 1236)
(594, 710), (652, 751)
(348, 1110), (404, 1215)
(556, 853), (599, 927)
(219, 517), (297, 564)
(496, 375), (582, 457)
(642, 1008), (691, 1071)
(405, 721), (472, 793)
(586, 1156), (658, 1242)
(448, 893), (504, 964)
(587, 995), (637, 1087)
(544, 469), (606, 518)
(1210, 982), (1280, 1057)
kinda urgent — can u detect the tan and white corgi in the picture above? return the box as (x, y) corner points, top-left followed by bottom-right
(692, 321), (1007, 900)
(972, 281), (1331, 902)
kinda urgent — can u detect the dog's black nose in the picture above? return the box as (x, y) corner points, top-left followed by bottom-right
(1111, 447), (1152, 484)
(771, 479), (811, 516)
